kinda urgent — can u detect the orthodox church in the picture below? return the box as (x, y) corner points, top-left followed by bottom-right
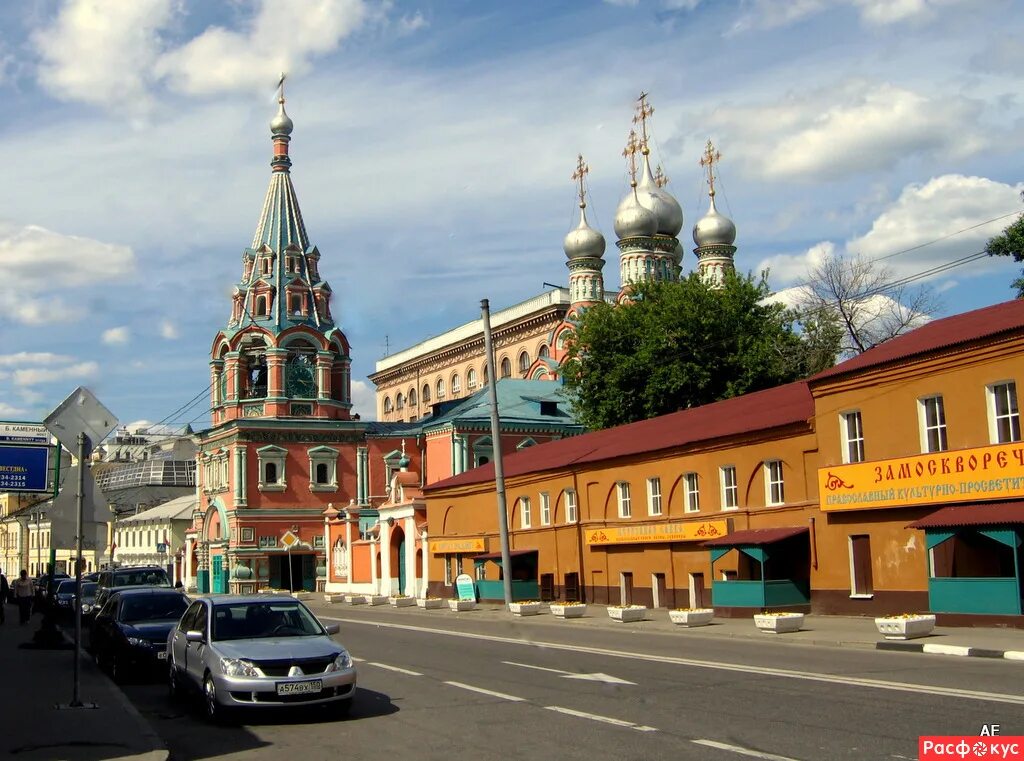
(372, 93), (739, 418)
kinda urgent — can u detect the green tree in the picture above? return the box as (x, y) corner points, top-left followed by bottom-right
(986, 192), (1024, 297)
(559, 273), (837, 430)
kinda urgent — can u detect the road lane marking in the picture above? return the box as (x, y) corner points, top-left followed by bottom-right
(368, 662), (423, 676)
(351, 656), (366, 662)
(503, 661), (568, 674)
(545, 705), (657, 732)
(444, 681), (526, 702)
(322, 615), (1024, 706)
(692, 739), (799, 760)
(503, 660), (636, 685)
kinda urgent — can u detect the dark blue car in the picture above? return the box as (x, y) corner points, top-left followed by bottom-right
(90, 587), (190, 682)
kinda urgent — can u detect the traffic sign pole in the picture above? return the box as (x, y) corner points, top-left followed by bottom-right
(71, 432), (87, 708)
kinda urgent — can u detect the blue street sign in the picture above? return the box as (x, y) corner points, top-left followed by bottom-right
(0, 445), (50, 492)
(157, 543), (168, 554)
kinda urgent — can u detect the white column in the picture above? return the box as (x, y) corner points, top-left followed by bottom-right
(379, 520), (392, 595)
(404, 517), (418, 597)
(420, 528), (429, 599)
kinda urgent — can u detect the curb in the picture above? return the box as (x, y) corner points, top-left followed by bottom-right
(877, 641), (1024, 660)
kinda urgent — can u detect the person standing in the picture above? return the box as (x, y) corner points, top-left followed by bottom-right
(13, 570), (34, 625)
(0, 569), (8, 624)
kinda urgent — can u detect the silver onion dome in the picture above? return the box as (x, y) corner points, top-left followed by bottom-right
(614, 189), (658, 239)
(270, 100), (294, 136)
(692, 194), (736, 248)
(564, 205), (606, 260)
(635, 154), (683, 237)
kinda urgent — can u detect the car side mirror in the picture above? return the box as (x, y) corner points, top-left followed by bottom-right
(324, 623), (340, 635)
(185, 630), (205, 643)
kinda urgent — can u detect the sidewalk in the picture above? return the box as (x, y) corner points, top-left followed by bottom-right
(0, 604), (167, 761)
(315, 598), (1024, 661)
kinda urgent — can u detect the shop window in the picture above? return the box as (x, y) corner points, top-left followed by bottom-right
(765, 460), (784, 505)
(539, 492), (550, 525)
(988, 381), (1021, 444)
(684, 472), (700, 512)
(720, 465), (738, 510)
(849, 535), (874, 597)
(564, 489), (578, 523)
(646, 477), (662, 517)
(616, 482), (631, 518)
(919, 395), (948, 453)
(841, 410), (865, 463)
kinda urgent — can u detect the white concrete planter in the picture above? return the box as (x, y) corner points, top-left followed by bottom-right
(754, 613), (804, 633)
(417, 598), (445, 610)
(389, 596), (416, 607)
(324, 594), (347, 604)
(608, 606), (647, 623)
(448, 599), (477, 612)
(509, 602), (547, 616)
(291, 591), (313, 601)
(875, 615), (936, 640)
(550, 604), (586, 619)
(347, 594), (368, 605)
(669, 608), (714, 627)
(368, 594), (389, 606)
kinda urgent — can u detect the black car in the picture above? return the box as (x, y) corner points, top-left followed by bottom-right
(54, 579), (79, 611)
(91, 588), (190, 682)
(94, 566), (172, 611)
(79, 582), (100, 618)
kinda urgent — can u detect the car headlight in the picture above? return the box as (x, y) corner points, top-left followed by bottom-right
(328, 650), (353, 671)
(81, 604), (92, 614)
(126, 636), (149, 647)
(221, 658), (260, 677)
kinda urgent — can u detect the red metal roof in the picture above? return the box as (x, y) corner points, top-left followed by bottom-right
(907, 501), (1024, 529)
(425, 381), (813, 492)
(812, 299), (1024, 383)
(702, 526), (808, 546)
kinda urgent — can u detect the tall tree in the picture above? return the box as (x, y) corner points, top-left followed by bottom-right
(985, 192), (1024, 297)
(559, 273), (835, 430)
(793, 250), (938, 356)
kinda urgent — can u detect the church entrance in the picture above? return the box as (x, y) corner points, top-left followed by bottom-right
(269, 552), (315, 592)
(390, 526), (406, 595)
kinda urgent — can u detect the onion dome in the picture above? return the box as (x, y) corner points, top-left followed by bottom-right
(614, 188), (657, 239)
(564, 205), (606, 260)
(693, 193), (736, 248)
(635, 154), (683, 237)
(270, 99), (294, 136)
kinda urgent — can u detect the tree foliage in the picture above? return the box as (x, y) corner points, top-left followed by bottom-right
(985, 193), (1024, 298)
(793, 249), (938, 355)
(559, 273), (837, 430)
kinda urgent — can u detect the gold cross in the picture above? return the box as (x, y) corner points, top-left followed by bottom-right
(622, 130), (641, 186)
(277, 72), (287, 104)
(654, 164), (669, 188)
(571, 154), (589, 208)
(632, 91), (655, 155)
(699, 139), (722, 196)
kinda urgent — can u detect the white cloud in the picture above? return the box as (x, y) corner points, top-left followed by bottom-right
(662, 0), (702, 8)
(12, 362), (99, 386)
(160, 321), (181, 340)
(123, 420), (180, 435)
(350, 379), (377, 420)
(0, 352), (76, 367)
(32, 0), (178, 111)
(102, 326), (130, 345)
(705, 82), (986, 182)
(730, 0), (971, 33)
(156, 0), (371, 97)
(0, 402), (27, 417)
(603, 0), (639, 6)
(397, 12), (428, 35)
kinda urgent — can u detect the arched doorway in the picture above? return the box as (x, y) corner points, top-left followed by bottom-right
(391, 525), (406, 595)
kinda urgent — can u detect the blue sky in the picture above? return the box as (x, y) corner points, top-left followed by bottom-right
(2, 0), (1023, 431)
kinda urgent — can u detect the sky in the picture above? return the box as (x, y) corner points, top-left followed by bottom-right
(1, 0), (1023, 433)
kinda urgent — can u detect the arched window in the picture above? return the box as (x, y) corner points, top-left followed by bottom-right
(483, 365), (489, 385)
(255, 295), (268, 317)
(437, 378), (446, 399)
(500, 357), (512, 378)
(284, 339), (317, 398)
(452, 374), (461, 394)
(422, 384), (430, 403)
(409, 388), (417, 406)
(396, 393), (405, 410)
(539, 345), (550, 359)
(384, 396), (393, 413)
(467, 368), (477, 389)
(518, 351), (530, 374)
(265, 462), (277, 483)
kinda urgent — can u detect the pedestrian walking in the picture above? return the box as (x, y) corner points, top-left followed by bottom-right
(0, 569), (8, 624)
(13, 570), (34, 625)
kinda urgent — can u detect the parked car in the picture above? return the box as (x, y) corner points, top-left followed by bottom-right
(94, 566), (172, 611)
(79, 582), (100, 619)
(83, 572), (101, 583)
(54, 579), (79, 611)
(34, 573), (70, 597)
(167, 595), (356, 723)
(91, 587), (190, 682)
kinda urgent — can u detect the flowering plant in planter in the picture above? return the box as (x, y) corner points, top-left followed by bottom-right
(607, 604), (647, 622)
(550, 601), (586, 619)
(668, 608), (714, 627)
(509, 600), (546, 616)
(416, 597), (445, 609)
(875, 613), (935, 640)
(389, 594), (416, 607)
(753, 610), (804, 633)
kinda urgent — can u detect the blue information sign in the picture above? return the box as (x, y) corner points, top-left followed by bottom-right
(0, 445), (50, 492)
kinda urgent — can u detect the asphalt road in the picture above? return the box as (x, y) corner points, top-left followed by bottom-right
(119, 605), (1024, 761)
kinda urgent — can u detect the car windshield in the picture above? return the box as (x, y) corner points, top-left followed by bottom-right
(112, 569), (170, 587)
(56, 580), (76, 594)
(211, 602), (325, 641)
(119, 594), (189, 624)
(81, 582), (98, 597)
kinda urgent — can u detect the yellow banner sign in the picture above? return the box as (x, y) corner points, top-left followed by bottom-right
(586, 520), (728, 546)
(429, 537), (487, 554)
(819, 442), (1024, 512)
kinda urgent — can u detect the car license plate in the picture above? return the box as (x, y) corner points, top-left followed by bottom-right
(276, 679), (322, 696)
(156, 651), (168, 660)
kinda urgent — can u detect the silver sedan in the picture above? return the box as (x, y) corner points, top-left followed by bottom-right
(167, 594), (356, 722)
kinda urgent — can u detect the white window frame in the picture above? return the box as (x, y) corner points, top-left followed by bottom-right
(540, 492), (551, 525)
(646, 477), (662, 517)
(436, 378), (446, 400)
(683, 472), (700, 513)
(765, 460), (784, 506)
(616, 482), (632, 518)
(256, 445), (287, 492)
(918, 395), (948, 453)
(519, 496), (532, 529)
(467, 368), (477, 390)
(840, 410), (865, 464)
(719, 465), (738, 510)
(308, 446), (339, 493)
(564, 489), (578, 523)
(452, 374), (462, 394)
(988, 381), (1021, 444)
